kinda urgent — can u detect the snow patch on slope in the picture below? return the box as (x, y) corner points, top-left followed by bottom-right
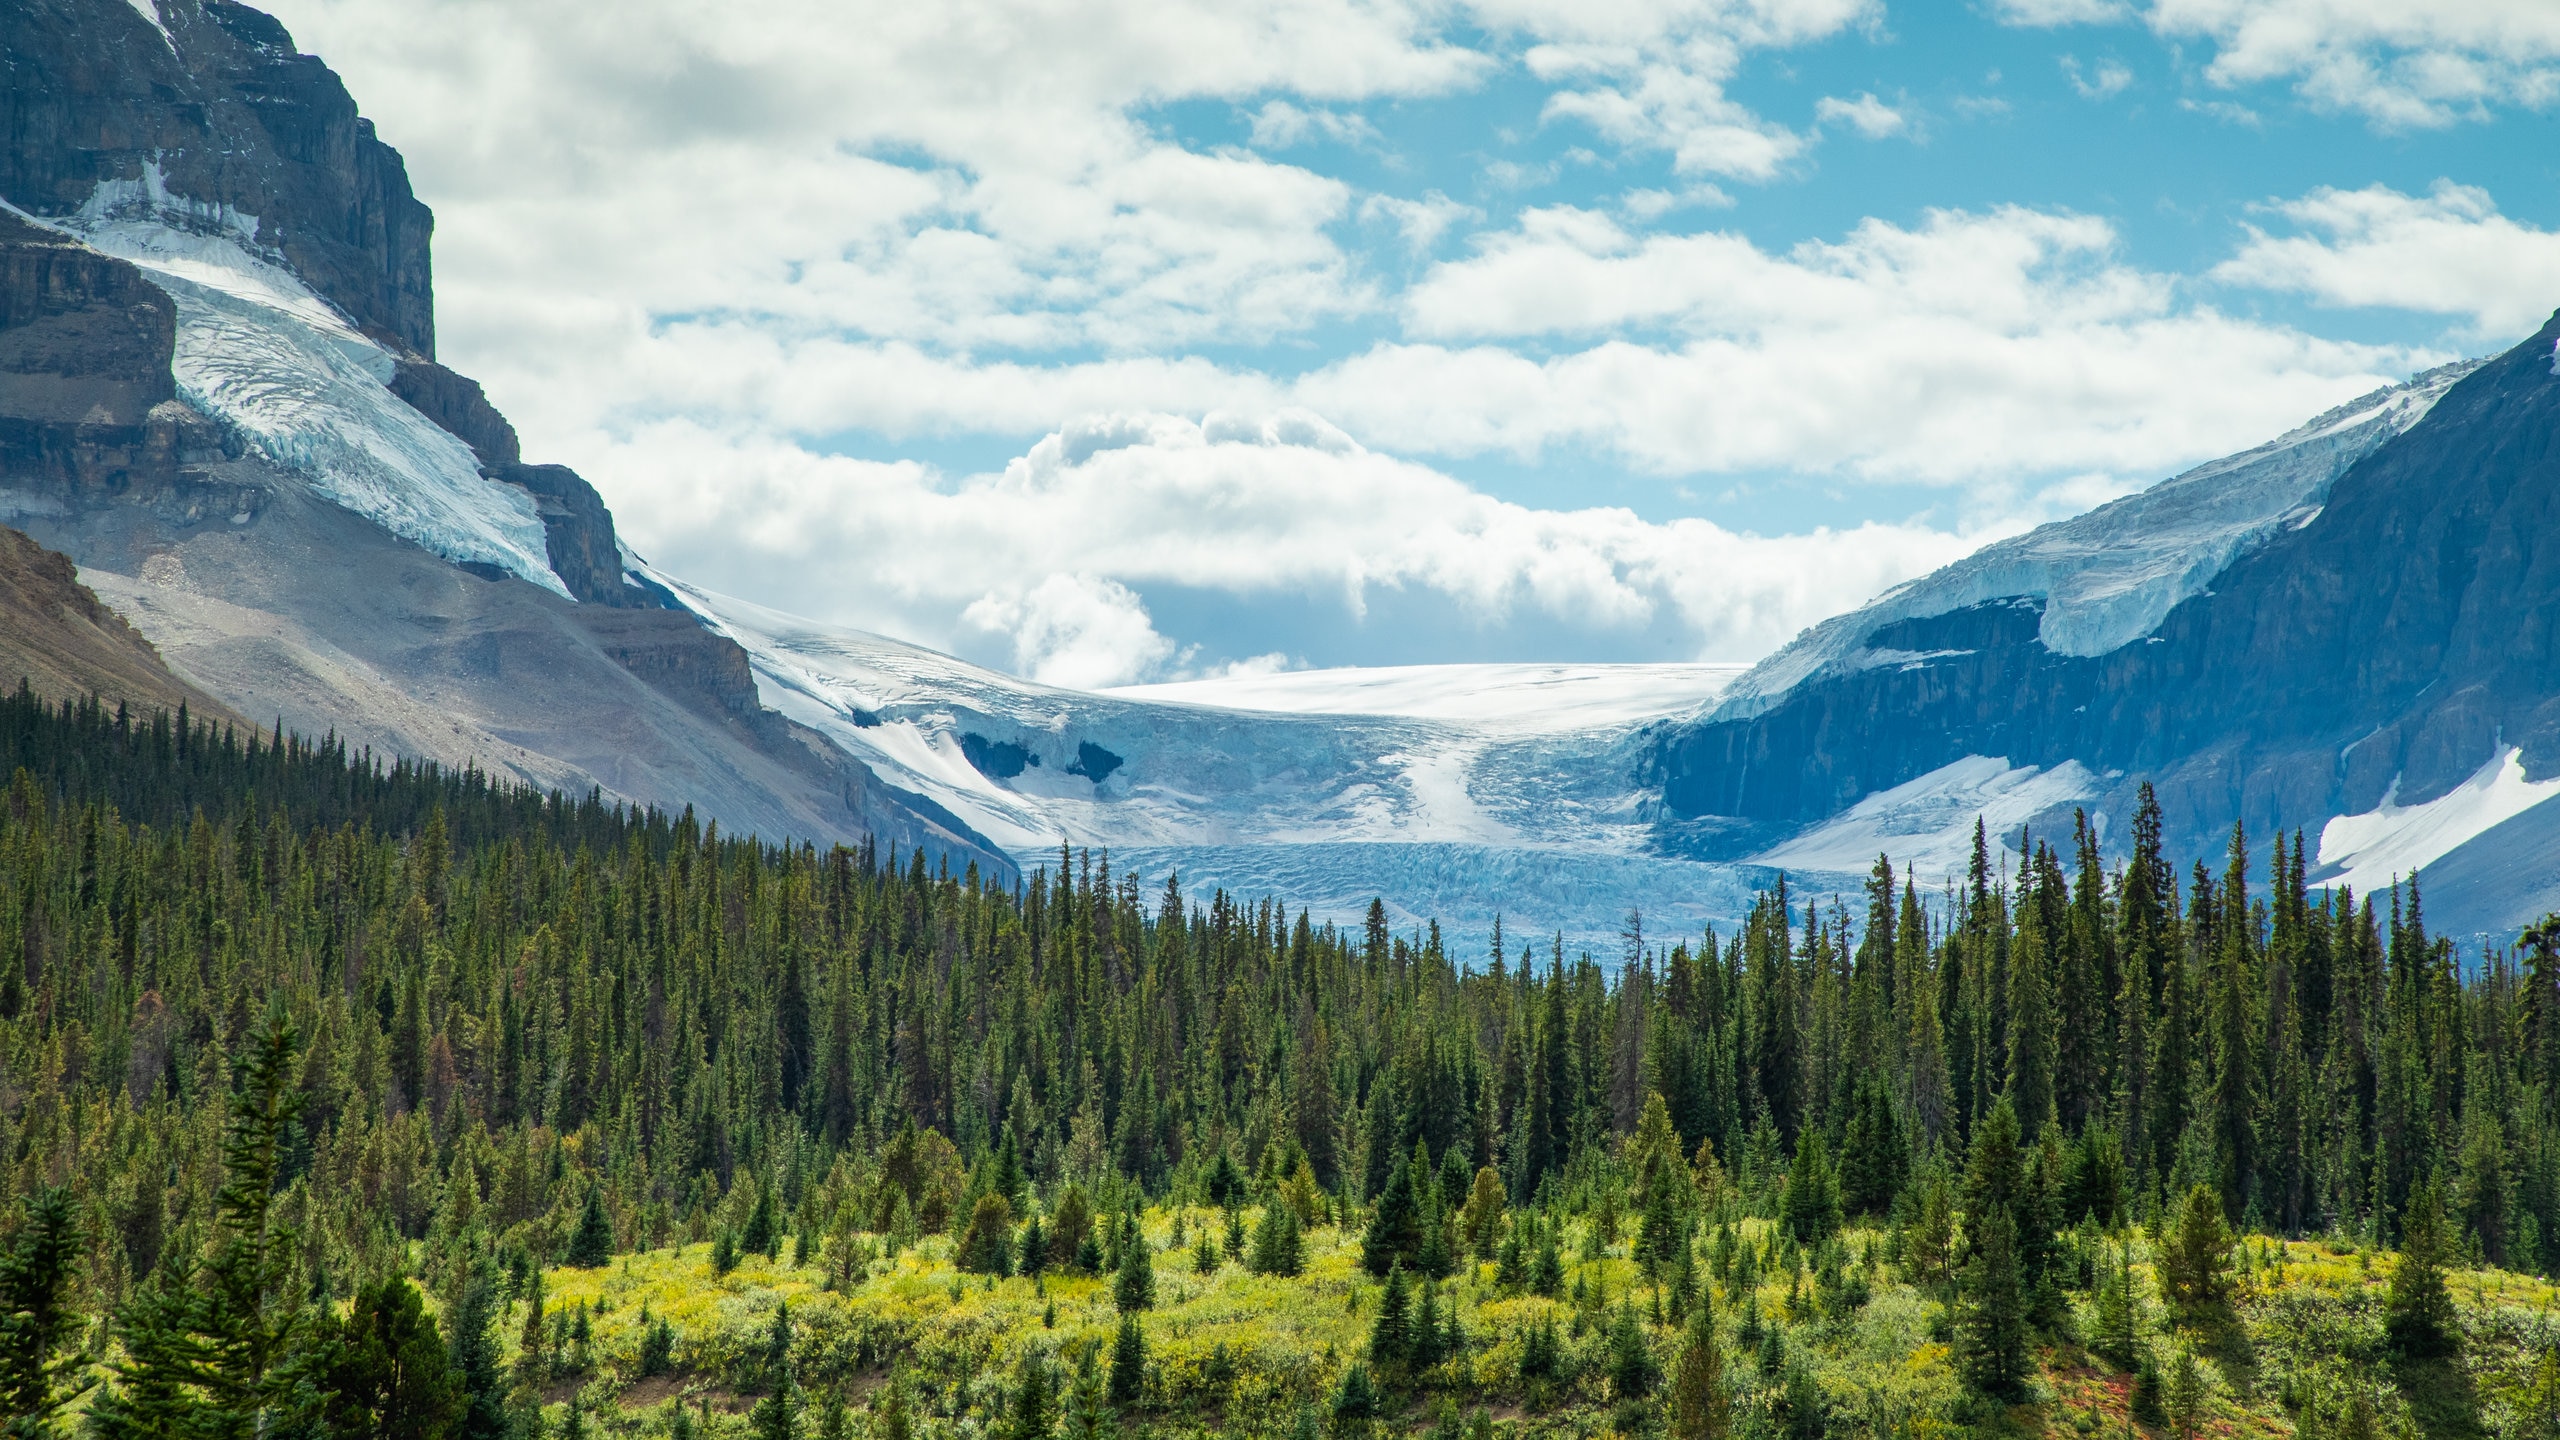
(40, 173), (567, 597)
(1713, 361), (2484, 721)
(123, 0), (171, 48)
(1750, 755), (2105, 878)
(2318, 748), (2560, 896)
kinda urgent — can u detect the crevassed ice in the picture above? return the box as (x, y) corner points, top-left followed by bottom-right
(1712, 360), (2485, 721)
(49, 180), (568, 598)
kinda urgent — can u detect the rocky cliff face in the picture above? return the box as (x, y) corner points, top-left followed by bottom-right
(384, 360), (658, 608)
(1652, 310), (2560, 896)
(1, 0), (435, 357)
(0, 208), (235, 495)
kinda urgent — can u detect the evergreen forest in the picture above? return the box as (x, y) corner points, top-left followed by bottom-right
(1, 682), (2558, 1440)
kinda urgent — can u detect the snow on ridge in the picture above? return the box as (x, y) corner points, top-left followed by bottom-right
(1710, 360), (2485, 723)
(37, 176), (568, 598)
(2317, 748), (2560, 898)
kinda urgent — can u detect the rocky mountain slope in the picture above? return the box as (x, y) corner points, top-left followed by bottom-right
(0, 520), (238, 720)
(0, 0), (1007, 876)
(1652, 313), (2560, 940)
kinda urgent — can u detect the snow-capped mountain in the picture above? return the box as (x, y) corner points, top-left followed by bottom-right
(1653, 309), (2560, 942)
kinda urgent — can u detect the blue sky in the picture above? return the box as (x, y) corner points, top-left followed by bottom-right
(270, 0), (2560, 682)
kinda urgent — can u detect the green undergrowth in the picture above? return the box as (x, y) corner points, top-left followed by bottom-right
(509, 1213), (2560, 1439)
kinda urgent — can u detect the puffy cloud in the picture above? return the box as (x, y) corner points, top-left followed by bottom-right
(1362, 204), (2421, 484)
(2214, 182), (2560, 339)
(964, 574), (1178, 688)
(2150, 0), (2560, 127)
(1491, 0), (1878, 178)
(1814, 92), (1906, 137)
(2063, 56), (2135, 99)
(593, 410), (1988, 667)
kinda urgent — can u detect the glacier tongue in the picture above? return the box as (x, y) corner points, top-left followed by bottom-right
(45, 180), (568, 598)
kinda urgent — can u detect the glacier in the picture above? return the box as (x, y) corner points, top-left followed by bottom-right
(1710, 360), (2485, 723)
(29, 173), (569, 597)
(642, 567), (1816, 947)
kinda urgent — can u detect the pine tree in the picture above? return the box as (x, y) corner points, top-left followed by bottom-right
(877, 1375), (914, 1440)
(567, 1186), (615, 1268)
(959, 1195), (1017, 1276)
(2092, 1238), (2144, 1371)
(0, 1186), (91, 1437)
(2387, 1179), (2459, 1357)
(1669, 1296), (1730, 1440)
(319, 1277), (463, 1440)
(2159, 1185), (2235, 1319)
(1108, 1315), (1147, 1408)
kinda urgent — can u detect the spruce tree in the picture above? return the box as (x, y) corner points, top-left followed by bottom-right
(90, 1007), (317, 1440)
(1363, 1153), (1423, 1276)
(1956, 1199), (2029, 1400)
(0, 1186), (91, 1437)
(1783, 1130), (1842, 1245)
(567, 1186), (615, 1268)
(1006, 1352), (1054, 1440)
(1111, 1217), (1153, 1311)
(1370, 1263), (1412, 1372)
(1669, 1296), (1730, 1440)
(1108, 1315), (1147, 1408)
(2387, 1180), (2459, 1357)
(743, 1179), (781, 1260)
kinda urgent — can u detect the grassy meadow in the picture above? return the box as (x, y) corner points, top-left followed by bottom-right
(501, 1203), (2560, 1440)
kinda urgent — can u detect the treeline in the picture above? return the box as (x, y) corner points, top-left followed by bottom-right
(0, 681), (2549, 1434)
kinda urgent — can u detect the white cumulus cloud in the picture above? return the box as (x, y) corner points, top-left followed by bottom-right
(2214, 182), (2560, 340)
(1815, 92), (1906, 137)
